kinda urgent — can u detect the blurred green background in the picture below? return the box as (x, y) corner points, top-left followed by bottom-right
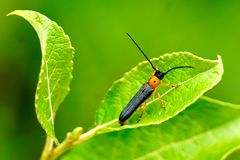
(0, 0), (240, 159)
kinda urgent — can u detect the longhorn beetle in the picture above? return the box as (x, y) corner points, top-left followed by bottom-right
(119, 33), (193, 125)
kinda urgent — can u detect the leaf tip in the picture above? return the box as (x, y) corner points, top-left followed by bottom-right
(217, 54), (224, 75)
(217, 54), (222, 61)
(7, 11), (15, 17)
(7, 10), (22, 17)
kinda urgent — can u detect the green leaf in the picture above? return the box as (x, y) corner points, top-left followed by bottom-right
(225, 148), (240, 160)
(8, 10), (74, 143)
(61, 97), (240, 160)
(96, 52), (223, 132)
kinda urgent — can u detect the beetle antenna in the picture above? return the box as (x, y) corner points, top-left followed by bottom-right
(164, 66), (193, 75)
(126, 33), (157, 71)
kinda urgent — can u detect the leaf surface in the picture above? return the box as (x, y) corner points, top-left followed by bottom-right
(96, 52), (223, 132)
(61, 97), (240, 160)
(8, 10), (74, 142)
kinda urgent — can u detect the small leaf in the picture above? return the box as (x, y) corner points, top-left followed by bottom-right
(96, 52), (223, 132)
(8, 10), (74, 143)
(61, 97), (240, 160)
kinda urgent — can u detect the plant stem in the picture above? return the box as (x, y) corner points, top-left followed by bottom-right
(41, 136), (54, 160)
(47, 119), (118, 160)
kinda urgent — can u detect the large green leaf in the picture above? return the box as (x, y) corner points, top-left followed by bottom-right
(61, 97), (240, 160)
(8, 10), (74, 142)
(96, 52), (223, 132)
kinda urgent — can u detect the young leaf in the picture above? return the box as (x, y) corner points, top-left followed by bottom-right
(96, 52), (223, 132)
(8, 10), (74, 142)
(61, 97), (240, 160)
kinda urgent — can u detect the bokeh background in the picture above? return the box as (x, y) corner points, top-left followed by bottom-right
(0, 0), (240, 159)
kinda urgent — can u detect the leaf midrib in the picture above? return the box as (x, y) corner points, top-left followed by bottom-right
(45, 61), (54, 125)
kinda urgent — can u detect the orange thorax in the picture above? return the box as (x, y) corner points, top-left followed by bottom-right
(147, 75), (161, 89)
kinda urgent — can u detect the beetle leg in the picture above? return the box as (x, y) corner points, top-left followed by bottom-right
(137, 101), (147, 122)
(157, 92), (166, 110)
(160, 83), (176, 87)
(152, 90), (156, 101)
(160, 83), (182, 89)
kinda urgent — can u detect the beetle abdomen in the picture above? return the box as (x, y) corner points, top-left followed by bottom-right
(119, 83), (154, 124)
